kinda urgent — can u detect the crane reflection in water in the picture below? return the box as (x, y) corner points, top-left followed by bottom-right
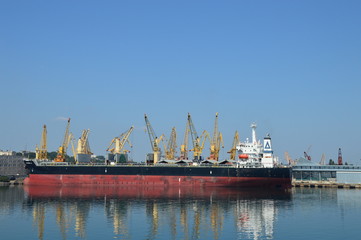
(24, 185), (291, 240)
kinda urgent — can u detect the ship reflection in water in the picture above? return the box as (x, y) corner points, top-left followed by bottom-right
(24, 185), (291, 240)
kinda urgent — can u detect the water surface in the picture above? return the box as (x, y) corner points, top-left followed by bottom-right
(0, 186), (360, 240)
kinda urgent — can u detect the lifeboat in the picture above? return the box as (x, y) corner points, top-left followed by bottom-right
(239, 154), (249, 159)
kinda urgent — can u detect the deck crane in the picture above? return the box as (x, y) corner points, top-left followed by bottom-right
(106, 126), (134, 154)
(209, 113), (224, 161)
(69, 133), (76, 162)
(163, 127), (177, 160)
(144, 114), (163, 164)
(35, 124), (47, 160)
(77, 129), (92, 155)
(180, 121), (190, 160)
(227, 131), (239, 160)
(187, 113), (209, 161)
(54, 118), (72, 162)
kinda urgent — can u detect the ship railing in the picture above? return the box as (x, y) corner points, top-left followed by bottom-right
(72, 162), (149, 167)
(235, 161), (282, 168)
(29, 160), (277, 168)
(74, 162), (243, 168)
(38, 162), (69, 166)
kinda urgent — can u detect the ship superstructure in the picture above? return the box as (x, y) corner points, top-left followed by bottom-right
(236, 123), (276, 168)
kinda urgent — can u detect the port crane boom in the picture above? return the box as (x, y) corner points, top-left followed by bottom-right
(180, 121), (190, 160)
(227, 131), (239, 160)
(319, 153), (326, 165)
(284, 152), (295, 166)
(304, 145), (312, 161)
(188, 113), (209, 161)
(209, 113), (224, 161)
(145, 114), (163, 164)
(106, 126), (134, 154)
(69, 133), (76, 162)
(35, 124), (47, 160)
(163, 127), (177, 160)
(55, 118), (72, 162)
(77, 129), (92, 155)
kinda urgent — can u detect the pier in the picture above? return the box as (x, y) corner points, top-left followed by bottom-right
(292, 164), (361, 189)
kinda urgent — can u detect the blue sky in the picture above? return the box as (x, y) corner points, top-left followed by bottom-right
(1, 1), (360, 164)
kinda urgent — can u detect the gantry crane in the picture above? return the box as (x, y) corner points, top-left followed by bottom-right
(144, 114), (163, 164)
(77, 129), (92, 155)
(69, 133), (76, 162)
(227, 131), (239, 160)
(106, 126), (134, 154)
(54, 118), (72, 162)
(163, 127), (177, 160)
(35, 124), (47, 160)
(209, 113), (224, 161)
(179, 121), (190, 160)
(188, 113), (209, 161)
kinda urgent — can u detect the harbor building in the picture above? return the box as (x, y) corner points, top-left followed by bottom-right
(292, 158), (361, 188)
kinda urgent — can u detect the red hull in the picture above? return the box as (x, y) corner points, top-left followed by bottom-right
(24, 184), (291, 200)
(24, 174), (291, 187)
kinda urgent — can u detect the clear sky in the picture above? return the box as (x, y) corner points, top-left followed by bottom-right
(1, 1), (360, 164)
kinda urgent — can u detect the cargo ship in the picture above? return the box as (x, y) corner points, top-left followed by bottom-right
(24, 123), (291, 188)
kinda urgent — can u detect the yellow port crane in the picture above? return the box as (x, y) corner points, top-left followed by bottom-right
(144, 114), (163, 164)
(188, 113), (209, 161)
(54, 118), (72, 162)
(106, 126), (134, 154)
(77, 129), (92, 155)
(163, 127), (177, 160)
(209, 113), (224, 161)
(35, 124), (47, 160)
(227, 131), (239, 160)
(179, 121), (189, 160)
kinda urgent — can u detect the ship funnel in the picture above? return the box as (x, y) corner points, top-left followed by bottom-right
(263, 134), (273, 153)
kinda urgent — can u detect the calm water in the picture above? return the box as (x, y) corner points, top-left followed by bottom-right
(0, 185), (360, 240)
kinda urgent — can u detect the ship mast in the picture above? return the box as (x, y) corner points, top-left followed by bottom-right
(251, 123), (257, 144)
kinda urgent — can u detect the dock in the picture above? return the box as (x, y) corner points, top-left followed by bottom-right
(292, 164), (361, 189)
